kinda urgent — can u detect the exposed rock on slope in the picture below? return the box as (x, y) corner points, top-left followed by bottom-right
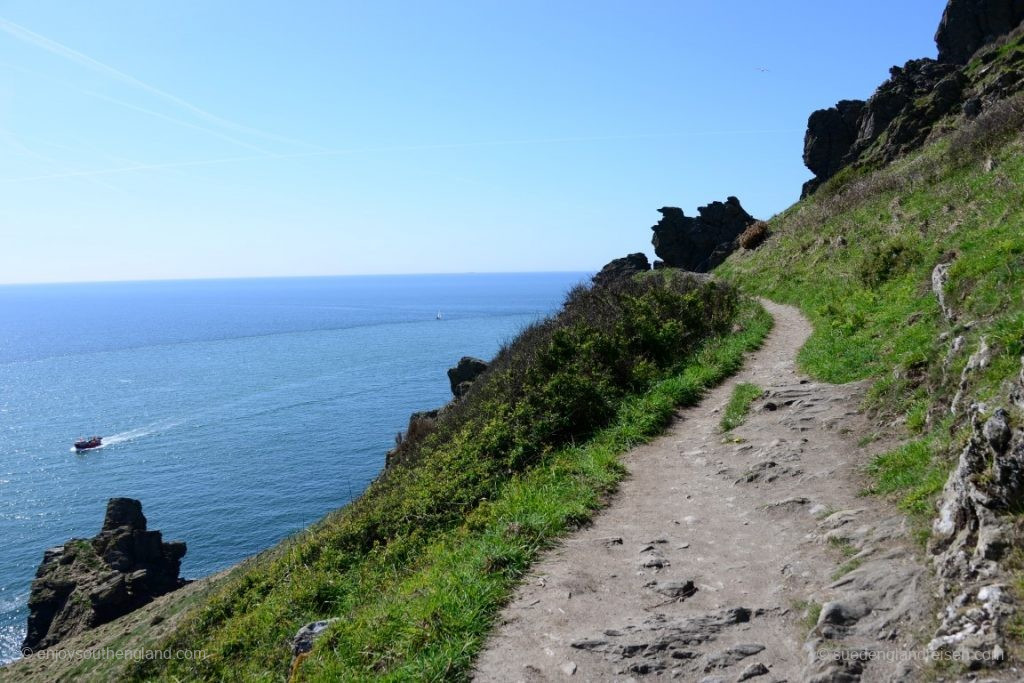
(801, 0), (1024, 196)
(802, 99), (865, 192)
(926, 363), (1024, 663)
(650, 198), (756, 272)
(592, 252), (651, 286)
(21, 498), (187, 653)
(447, 356), (489, 398)
(937, 0), (1024, 64)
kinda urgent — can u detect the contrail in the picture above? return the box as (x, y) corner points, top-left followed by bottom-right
(0, 60), (271, 154)
(0, 16), (323, 151)
(0, 129), (804, 184)
(0, 126), (125, 193)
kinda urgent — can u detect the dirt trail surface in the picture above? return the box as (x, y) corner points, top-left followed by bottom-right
(473, 301), (935, 683)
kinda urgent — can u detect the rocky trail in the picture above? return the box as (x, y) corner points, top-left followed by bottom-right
(473, 301), (938, 682)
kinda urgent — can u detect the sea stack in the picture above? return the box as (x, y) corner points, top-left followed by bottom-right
(21, 498), (187, 653)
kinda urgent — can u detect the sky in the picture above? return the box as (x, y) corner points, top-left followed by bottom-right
(0, 1), (948, 284)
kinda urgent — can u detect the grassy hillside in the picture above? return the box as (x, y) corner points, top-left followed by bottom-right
(122, 272), (771, 682)
(718, 93), (1024, 524)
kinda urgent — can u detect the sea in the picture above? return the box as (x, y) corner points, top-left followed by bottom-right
(0, 272), (587, 664)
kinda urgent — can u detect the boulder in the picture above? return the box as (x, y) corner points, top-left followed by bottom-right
(936, 0), (1024, 64)
(650, 198), (756, 272)
(447, 357), (489, 398)
(21, 498), (187, 653)
(592, 253), (651, 286)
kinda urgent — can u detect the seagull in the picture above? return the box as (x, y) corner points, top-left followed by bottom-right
(755, 67), (771, 73)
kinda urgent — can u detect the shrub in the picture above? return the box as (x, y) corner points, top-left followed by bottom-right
(739, 221), (770, 250)
(856, 238), (922, 287)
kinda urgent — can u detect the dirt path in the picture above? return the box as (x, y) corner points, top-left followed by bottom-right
(473, 301), (933, 682)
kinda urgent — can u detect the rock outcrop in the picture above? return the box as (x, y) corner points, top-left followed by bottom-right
(926, 378), (1024, 663)
(650, 198), (756, 272)
(592, 252), (651, 287)
(22, 498), (187, 653)
(802, 59), (964, 196)
(447, 356), (489, 398)
(801, 99), (865, 195)
(936, 0), (1024, 64)
(386, 409), (441, 468)
(801, 0), (1024, 196)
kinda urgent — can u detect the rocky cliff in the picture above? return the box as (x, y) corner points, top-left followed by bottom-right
(937, 0), (1024, 64)
(21, 498), (187, 653)
(649, 197), (757, 272)
(592, 252), (651, 286)
(801, 0), (1024, 196)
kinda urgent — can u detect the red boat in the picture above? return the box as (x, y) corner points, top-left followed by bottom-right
(74, 436), (103, 451)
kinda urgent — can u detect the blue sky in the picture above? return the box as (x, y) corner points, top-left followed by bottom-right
(1, 1), (946, 284)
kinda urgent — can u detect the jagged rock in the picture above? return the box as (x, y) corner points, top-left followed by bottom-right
(447, 356), (489, 398)
(928, 364), (1024, 665)
(801, 100), (865, 195)
(292, 618), (339, 656)
(703, 643), (764, 670)
(570, 608), (753, 672)
(801, 0), (1024, 195)
(951, 337), (990, 414)
(936, 0), (1024, 64)
(21, 498), (187, 653)
(592, 252), (651, 286)
(386, 409), (441, 468)
(650, 199), (757, 272)
(288, 618), (340, 680)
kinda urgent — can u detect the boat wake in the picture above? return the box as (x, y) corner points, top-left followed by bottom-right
(68, 419), (183, 452)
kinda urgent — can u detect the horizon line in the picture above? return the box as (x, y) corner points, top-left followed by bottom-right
(0, 268), (600, 288)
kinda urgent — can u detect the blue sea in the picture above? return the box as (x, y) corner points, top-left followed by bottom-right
(0, 272), (586, 664)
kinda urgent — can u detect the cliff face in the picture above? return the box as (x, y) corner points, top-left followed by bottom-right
(801, 0), (1024, 196)
(21, 498), (187, 653)
(936, 0), (1024, 64)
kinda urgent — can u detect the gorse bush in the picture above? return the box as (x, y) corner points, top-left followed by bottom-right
(130, 269), (747, 681)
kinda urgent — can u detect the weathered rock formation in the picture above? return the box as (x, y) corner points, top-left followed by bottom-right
(386, 409), (441, 468)
(926, 374), (1024, 663)
(447, 356), (489, 399)
(21, 498), (187, 653)
(801, 0), (1024, 196)
(937, 0), (1024, 64)
(592, 252), (651, 287)
(650, 198), (756, 272)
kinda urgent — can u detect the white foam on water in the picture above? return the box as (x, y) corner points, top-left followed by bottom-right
(68, 417), (184, 452)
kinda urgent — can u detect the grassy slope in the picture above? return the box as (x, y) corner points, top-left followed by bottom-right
(718, 104), (1024, 524)
(120, 276), (771, 682)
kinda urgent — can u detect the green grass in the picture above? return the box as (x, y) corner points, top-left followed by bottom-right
(125, 284), (772, 682)
(793, 599), (822, 635)
(717, 117), (1024, 523)
(720, 382), (763, 432)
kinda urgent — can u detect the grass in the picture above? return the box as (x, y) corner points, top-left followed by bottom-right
(717, 112), (1024, 527)
(793, 599), (822, 635)
(720, 382), (763, 432)
(125, 281), (772, 682)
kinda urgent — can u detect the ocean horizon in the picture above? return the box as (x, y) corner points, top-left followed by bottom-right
(0, 271), (587, 663)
